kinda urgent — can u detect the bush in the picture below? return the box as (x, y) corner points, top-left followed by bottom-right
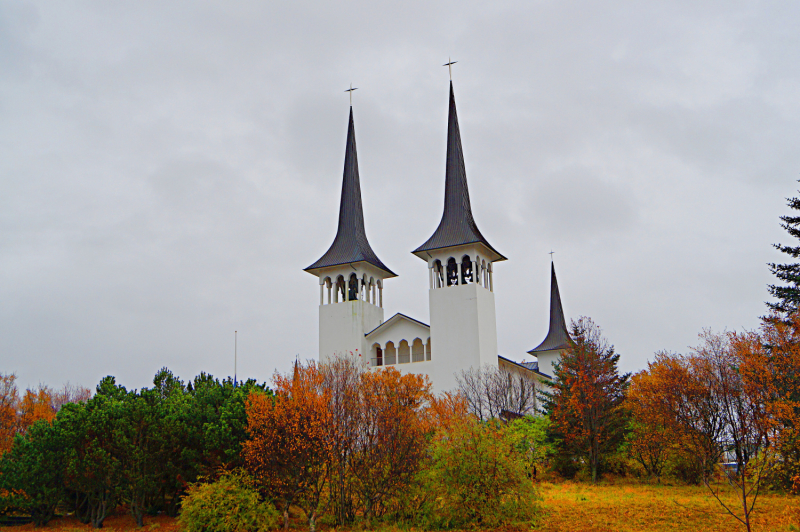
(411, 417), (540, 529)
(178, 471), (279, 532)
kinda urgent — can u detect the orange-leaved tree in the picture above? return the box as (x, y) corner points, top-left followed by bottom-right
(544, 317), (630, 483)
(759, 313), (800, 492)
(244, 361), (331, 532)
(626, 369), (675, 482)
(0, 374), (18, 455)
(348, 367), (431, 520)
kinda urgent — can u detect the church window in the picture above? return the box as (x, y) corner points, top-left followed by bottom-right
(426, 338), (432, 360)
(385, 342), (396, 365)
(412, 338), (424, 362)
(446, 258), (458, 286)
(398, 340), (410, 364)
(461, 255), (473, 284)
(336, 275), (346, 303)
(348, 274), (358, 301)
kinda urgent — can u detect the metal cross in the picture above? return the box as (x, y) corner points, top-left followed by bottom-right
(443, 57), (457, 80)
(549, 250), (555, 261)
(345, 83), (358, 105)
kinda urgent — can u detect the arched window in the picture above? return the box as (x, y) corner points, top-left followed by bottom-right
(348, 274), (358, 301)
(336, 275), (346, 302)
(433, 260), (444, 288)
(412, 338), (424, 362)
(482, 260), (487, 287)
(398, 340), (410, 364)
(426, 338), (432, 360)
(461, 255), (473, 284)
(446, 257), (458, 286)
(372, 343), (383, 367)
(385, 342), (396, 365)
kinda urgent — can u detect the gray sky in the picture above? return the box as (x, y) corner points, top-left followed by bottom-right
(2, 1), (798, 392)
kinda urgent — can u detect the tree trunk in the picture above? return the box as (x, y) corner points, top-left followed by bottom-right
(283, 505), (289, 531)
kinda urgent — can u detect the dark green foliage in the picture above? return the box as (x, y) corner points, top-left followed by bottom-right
(768, 186), (800, 316)
(0, 368), (270, 529)
(0, 420), (67, 526)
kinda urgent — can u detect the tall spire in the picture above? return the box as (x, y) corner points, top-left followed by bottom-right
(528, 262), (571, 353)
(305, 107), (395, 277)
(413, 82), (506, 262)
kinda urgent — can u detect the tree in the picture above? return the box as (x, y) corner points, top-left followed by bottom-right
(456, 365), (540, 422)
(543, 317), (630, 483)
(348, 368), (431, 521)
(768, 184), (800, 316)
(244, 362), (331, 532)
(0, 418), (67, 526)
(416, 411), (538, 529)
(626, 370), (676, 482)
(0, 374), (18, 456)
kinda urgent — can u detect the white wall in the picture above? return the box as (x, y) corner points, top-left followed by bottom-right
(535, 348), (563, 379)
(319, 299), (383, 362)
(429, 282), (499, 393)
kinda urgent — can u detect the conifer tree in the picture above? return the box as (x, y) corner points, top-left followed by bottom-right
(543, 317), (630, 483)
(768, 185), (800, 316)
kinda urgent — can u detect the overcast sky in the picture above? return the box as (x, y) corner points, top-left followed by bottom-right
(2, 1), (799, 392)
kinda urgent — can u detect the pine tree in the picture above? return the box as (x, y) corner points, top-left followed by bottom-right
(768, 185), (800, 316)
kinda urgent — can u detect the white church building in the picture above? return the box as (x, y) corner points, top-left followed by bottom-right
(304, 81), (571, 393)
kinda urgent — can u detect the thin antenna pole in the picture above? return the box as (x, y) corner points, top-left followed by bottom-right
(234, 330), (237, 383)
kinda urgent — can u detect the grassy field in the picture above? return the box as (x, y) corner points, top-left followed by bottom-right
(4, 480), (798, 532)
(537, 479), (800, 532)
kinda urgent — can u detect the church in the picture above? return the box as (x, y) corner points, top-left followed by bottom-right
(304, 79), (571, 393)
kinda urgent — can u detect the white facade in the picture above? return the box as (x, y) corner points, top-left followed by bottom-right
(534, 348), (563, 379)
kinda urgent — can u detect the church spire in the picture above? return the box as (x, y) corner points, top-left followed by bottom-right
(305, 107), (395, 277)
(413, 82), (506, 262)
(528, 261), (571, 353)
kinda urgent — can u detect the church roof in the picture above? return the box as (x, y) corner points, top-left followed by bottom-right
(528, 262), (571, 353)
(305, 107), (396, 277)
(413, 82), (506, 262)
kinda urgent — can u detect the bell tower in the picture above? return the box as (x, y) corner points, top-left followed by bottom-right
(305, 106), (396, 362)
(412, 81), (507, 392)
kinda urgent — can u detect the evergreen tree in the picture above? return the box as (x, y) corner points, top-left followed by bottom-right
(768, 185), (800, 316)
(542, 317), (630, 483)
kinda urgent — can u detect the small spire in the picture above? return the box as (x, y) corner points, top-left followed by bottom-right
(528, 262), (571, 353)
(305, 106), (395, 277)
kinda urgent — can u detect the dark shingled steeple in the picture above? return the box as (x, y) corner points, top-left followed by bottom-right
(413, 82), (506, 262)
(528, 262), (571, 353)
(305, 107), (395, 277)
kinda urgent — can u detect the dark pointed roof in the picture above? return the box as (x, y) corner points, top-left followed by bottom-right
(528, 262), (571, 353)
(305, 107), (395, 277)
(413, 82), (506, 262)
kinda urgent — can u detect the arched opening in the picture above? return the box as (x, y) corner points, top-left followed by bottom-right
(412, 338), (424, 362)
(461, 254), (473, 284)
(426, 338), (432, 360)
(348, 274), (358, 301)
(482, 260), (487, 287)
(398, 340), (410, 364)
(335, 275), (345, 303)
(433, 260), (443, 288)
(385, 341), (396, 365)
(446, 257), (458, 286)
(372, 343), (383, 367)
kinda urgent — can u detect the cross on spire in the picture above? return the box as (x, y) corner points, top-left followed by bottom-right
(345, 83), (358, 106)
(549, 250), (555, 261)
(443, 57), (457, 80)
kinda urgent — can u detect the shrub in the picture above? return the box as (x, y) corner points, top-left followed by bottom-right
(178, 471), (279, 532)
(412, 417), (540, 529)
